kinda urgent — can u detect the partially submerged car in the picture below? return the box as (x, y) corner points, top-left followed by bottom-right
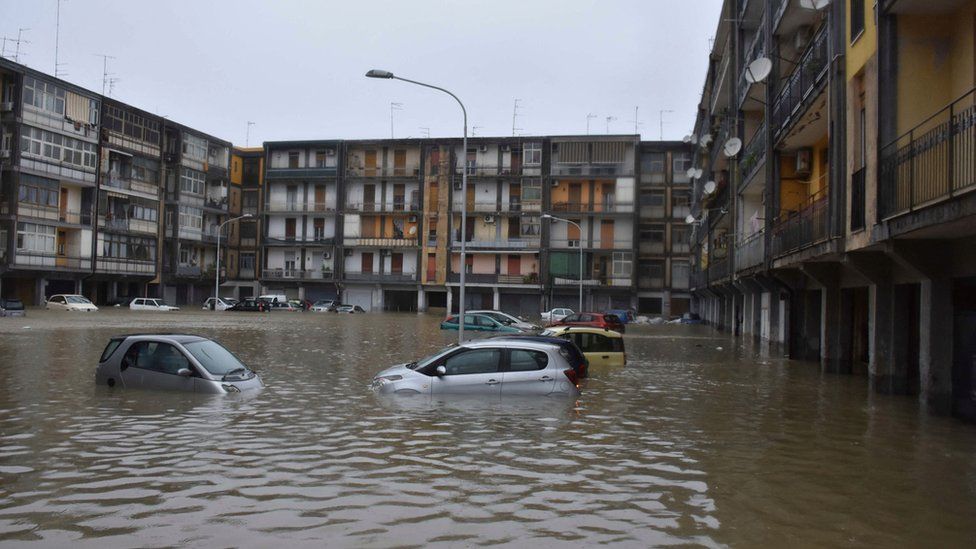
(310, 300), (339, 312)
(371, 339), (580, 396)
(129, 298), (180, 311)
(202, 297), (238, 311)
(541, 326), (625, 368)
(228, 298), (272, 312)
(467, 309), (540, 331)
(440, 313), (522, 333)
(336, 304), (366, 314)
(541, 308), (574, 323)
(549, 312), (626, 333)
(46, 294), (98, 312)
(96, 334), (262, 393)
(0, 298), (26, 317)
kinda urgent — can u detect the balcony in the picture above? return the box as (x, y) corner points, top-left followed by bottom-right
(453, 165), (523, 177)
(342, 237), (418, 248)
(450, 238), (541, 250)
(266, 167), (338, 180)
(771, 25), (829, 140)
(638, 275), (664, 288)
(548, 239), (634, 250)
(879, 86), (976, 220)
(771, 186), (829, 258)
(201, 227), (220, 243)
(174, 264), (202, 278)
(344, 201), (421, 213)
(264, 236), (335, 246)
(550, 164), (631, 177)
(204, 195), (228, 211)
(446, 273), (540, 285)
(851, 168), (866, 231)
(738, 30), (767, 109)
(98, 216), (157, 235)
(13, 251), (92, 271)
(735, 230), (766, 272)
(739, 123), (767, 190)
(261, 268), (334, 280)
(346, 166), (421, 178)
(549, 201), (634, 214)
(264, 201), (337, 214)
(343, 271), (417, 283)
(690, 269), (707, 289)
(17, 204), (92, 226)
(707, 257), (729, 282)
(102, 174), (159, 197)
(552, 275), (631, 288)
(96, 257), (156, 275)
(639, 241), (665, 256)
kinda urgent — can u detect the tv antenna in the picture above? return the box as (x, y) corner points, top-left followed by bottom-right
(472, 125), (483, 137)
(659, 109), (674, 140)
(55, 0), (67, 76)
(4, 28), (31, 63)
(605, 115), (616, 134)
(245, 121), (255, 147)
(390, 102), (403, 139)
(586, 113), (597, 135)
(419, 127), (430, 138)
(630, 106), (643, 136)
(95, 54), (116, 95)
(107, 77), (120, 96)
(512, 98), (522, 136)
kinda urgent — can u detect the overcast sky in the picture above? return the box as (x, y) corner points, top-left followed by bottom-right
(1, 0), (722, 145)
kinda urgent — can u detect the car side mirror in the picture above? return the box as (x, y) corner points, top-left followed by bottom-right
(435, 365), (446, 376)
(177, 368), (193, 377)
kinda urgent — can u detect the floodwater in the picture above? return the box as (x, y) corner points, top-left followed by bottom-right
(1, 309), (975, 548)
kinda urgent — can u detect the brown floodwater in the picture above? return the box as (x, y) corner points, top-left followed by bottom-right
(0, 309), (975, 547)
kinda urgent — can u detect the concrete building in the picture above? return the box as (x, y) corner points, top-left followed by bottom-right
(223, 147), (263, 298)
(689, 0), (976, 421)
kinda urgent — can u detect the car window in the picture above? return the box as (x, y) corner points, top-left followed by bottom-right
(563, 314), (578, 322)
(100, 338), (125, 362)
(183, 340), (247, 376)
(443, 349), (500, 375)
(125, 341), (191, 375)
(4, 299), (23, 310)
(51, 296), (64, 303)
(508, 349), (548, 372)
(603, 314), (619, 323)
(574, 333), (615, 353)
(66, 296), (90, 304)
(473, 316), (493, 327)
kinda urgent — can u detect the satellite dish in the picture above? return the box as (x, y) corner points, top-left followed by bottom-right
(693, 168), (703, 179)
(686, 167), (696, 178)
(745, 57), (773, 84)
(699, 134), (712, 146)
(799, 0), (831, 9)
(724, 137), (743, 158)
(703, 181), (717, 195)
(408, 226), (417, 235)
(682, 134), (693, 144)
(685, 214), (696, 224)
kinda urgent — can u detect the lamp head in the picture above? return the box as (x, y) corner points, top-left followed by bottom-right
(365, 69), (394, 79)
(541, 214), (553, 220)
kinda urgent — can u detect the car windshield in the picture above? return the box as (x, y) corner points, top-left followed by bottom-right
(183, 340), (248, 376)
(4, 300), (24, 310)
(66, 296), (91, 304)
(406, 345), (456, 370)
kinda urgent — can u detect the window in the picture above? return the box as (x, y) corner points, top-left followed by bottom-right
(182, 134), (208, 161)
(183, 340), (247, 376)
(315, 150), (333, 167)
(123, 341), (191, 375)
(522, 178), (542, 203)
(180, 168), (205, 195)
(240, 252), (255, 271)
(179, 205), (203, 230)
(240, 222), (257, 239)
(508, 349), (548, 372)
(641, 226), (665, 244)
(443, 349), (501, 375)
(523, 142), (542, 166)
(18, 174), (59, 208)
(288, 151), (300, 169)
(103, 234), (155, 261)
(672, 152), (692, 183)
(672, 191), (691, 208)
(612, 252), (632, 277)
(671, 260), (690, 289)
(16, 222), (56, 253)
(672, 226), (691, 249)
(20, 126), (97, 169)
(642, 152), (665, 173)
(520, 215), (540, 237)
(243, 191), (258, 209)
(130, 157), (160, 185)
(640, 191), (665, 206)
(22, 77), (65, 115)
(851, 0), (865, 42)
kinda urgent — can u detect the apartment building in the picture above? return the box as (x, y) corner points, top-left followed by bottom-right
(690, 0), (976, 421)
(224, 147), (263, 298)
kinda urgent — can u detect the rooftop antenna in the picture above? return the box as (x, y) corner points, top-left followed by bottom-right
(390, 102), (403, 139)
(659, 109), (674, 140)
(586, 113), (597, 135)
(472, 125), (483, 137)
(95, 54), (116, 96)
(419, 127), (430, 138)
(55, 0), (67, 76)
(605, 115), (616, 134)
(13, 28), (30, 63)
(512, 98), (521, 137)
(245, 121), (255, 147)
(107, 77), (120, 96)
(630, 106), (643, 136)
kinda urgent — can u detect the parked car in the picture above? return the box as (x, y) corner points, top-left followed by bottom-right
(129, 298), (180, 311)
(336, 305), (366, 314)
(310, 300), (339, 312)
(440, 313), (523, 333)
(490, 334), (590, 379)
(0, 298), (26, 317)
(550, 312), (626, 333)
(110, 297), (136, 307)
(371, 338), (580, 396)
(606, 309), (637, 324)
(95, 334), (262, 394)
(228, 298), (272, 312)
(680, 312), (703, 324)
(541, 308), (574, 323)
(45, 294), (98, 312)
(269, 300), (300, 311)
(258, 294), (288, 305)
(540, 326), (625, 368)
(468, 310), (540, 331)
(202, 297), (238, 311)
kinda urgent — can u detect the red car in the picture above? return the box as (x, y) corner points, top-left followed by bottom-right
(550, 312), (626, 333)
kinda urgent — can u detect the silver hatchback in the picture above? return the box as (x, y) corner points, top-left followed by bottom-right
(371, 339), (580, 397)
(95, 334), (263, 394)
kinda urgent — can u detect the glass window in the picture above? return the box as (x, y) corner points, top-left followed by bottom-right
(443, 349), (501, 375)
(124, 341), (191, 375)
(851, 0), (865, 42)
(182, 134), (208, 161)
(183, 340), (248, 376)
(672, 152), (692, 183)
(523, 142), (542, 166)
(508, 349), (548, 372)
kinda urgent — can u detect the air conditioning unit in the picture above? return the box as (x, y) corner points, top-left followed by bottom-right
(794, 25), (813, 51)
(478, 145), (488, 153)
(322, 251), (332, 260)
(408, 215), (418, 223)
(551, 180), (560, 187)
(483, 215), (495, 224)
(568, 240), (580, 248)
(453, 181), (463, 190)
(344, 248), (354, 257)
(381, 249), (392, 256)
(500, 145), (511, 152)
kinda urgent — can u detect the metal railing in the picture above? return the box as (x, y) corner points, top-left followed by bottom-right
(550, 164), (632, 177)
(771, 186), (830, 257)
(738, 29), (766, 107)
(550, 201), (635, 213)
(344, 201), (421, 213)
(771, 25), (829, 139)
(264, 201), (338, 213)
(342, 237), (419, 247)
(102, 174), (159, 196)
(548, 239), (633, 249)
(735, 229), (765, 271)
(205, 196), (228, 210)
(739, 123), (767, 188)
(346, 166), (421, 178)
(850, 167), (866, 230)
(707, 257), (729, 281)
(265, 167), (338, 179)
(264, 236), (335, 246)
(17, 204), (93, 225)
(175, 265), (202, 277)
(261, 268), (333, 280)
(96, 257), (156, 275)
(638, 275), (664, 288)
(879, 86), (976, 219)
(13, 251), (92, 270)
(446, 273), (540, 284)
(453, 165), (523, 177)
(450, 238), (541, 250)
(343, 271), (417, 282)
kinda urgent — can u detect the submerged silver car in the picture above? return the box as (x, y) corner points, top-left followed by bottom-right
(371, 339), (580, 397)
(95, 334), (262, 394)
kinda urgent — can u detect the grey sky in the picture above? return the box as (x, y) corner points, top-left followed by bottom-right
(2, 0), (722, 144)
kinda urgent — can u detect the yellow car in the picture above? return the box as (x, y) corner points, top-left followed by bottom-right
(540, 326), (626, 368)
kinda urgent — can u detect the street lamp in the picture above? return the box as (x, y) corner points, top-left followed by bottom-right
(366, 69), (469, 342)
(542, 214), (583, 312)
(214, 213), (253, 310)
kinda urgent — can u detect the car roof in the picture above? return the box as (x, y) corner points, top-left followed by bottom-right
(463, 338), (562, 352)
(112, 333), (210, 344)
(543, 326), (624, 337)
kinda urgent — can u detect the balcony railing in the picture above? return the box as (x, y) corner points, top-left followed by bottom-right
(548, 239), (633, 250)
(264, 201), (337, 213)
(552, 275), (631, 287)
(447, 273), (540, 285)
(346, 166), (421, 178)
(879, 86), (976, 219)
(771, 25), (829, 139)
(707, 257), (729, 282)
(739, 123), (767, 188)
(265, 167), (338, 180)
(96, 257), (156, 275)
(735, 229), (765, 272)
(13, 251), (92, 270)
(638, 275), (664, 288)
(102, 174), (159, 196)
(738, 30), (766, 107)
(453, 165), (523, 177)
(550, 201), (634, 213)
(261, 268), (333, 280)
(550, 164), (632, 177)
(17, 204), (93, 226)
(639, 242), (665, 255)
(690, 269), (707, 289)
(450, 238), (541, 250)
(850, 168), (866, 230)
(98, 216), (158, 234)
(771, 186), (829, 257)
(343, 271), (417, 283)
(342, 237), (418, 248)
(344, 201), (421, 213)
(204, 196), (228, 210)
(264, 236), (335, 246)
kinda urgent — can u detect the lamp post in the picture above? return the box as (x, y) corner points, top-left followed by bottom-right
(214, 213), (253, 310)
(366, 69), (469, 342)
(542, 214), (583, 312)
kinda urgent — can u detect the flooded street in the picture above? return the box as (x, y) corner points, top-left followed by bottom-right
(1, 310), (975, 547)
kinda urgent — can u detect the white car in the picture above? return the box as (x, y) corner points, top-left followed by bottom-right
(202, 297), (238, 311)
(130, 298), (180, 311)
(46, 294), (98, 312)
(468, 310), (539, 331)
(541, 308), (574, 323)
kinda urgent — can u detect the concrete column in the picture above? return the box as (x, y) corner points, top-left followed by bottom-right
(298, 286), (306, 301)
(869, 281), (894, 391)
(492, 287), (500, 310)
(36, 278), (47, 306)
(446, 287), (454, 314)
(885, 284), (916, 394)
(417, 287), (427, 312)
(73, 279), (82, 294)
(662, 290), (672, 317)
(920, 278), (953, 414)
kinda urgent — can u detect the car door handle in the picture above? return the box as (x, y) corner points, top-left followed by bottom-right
(485, 379), (499, 385)
(538, 376), (552, 382)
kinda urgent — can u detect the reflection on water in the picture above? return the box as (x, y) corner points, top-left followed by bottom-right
(1, 309), (975, 546)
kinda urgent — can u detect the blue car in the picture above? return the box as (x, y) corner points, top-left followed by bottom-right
(680, 312), (703, 324)
(606, 309), (636, 324)
(440, 313), (522, 333)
